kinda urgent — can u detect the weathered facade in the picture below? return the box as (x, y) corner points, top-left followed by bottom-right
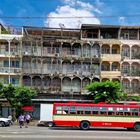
(0, 24), (140, 118)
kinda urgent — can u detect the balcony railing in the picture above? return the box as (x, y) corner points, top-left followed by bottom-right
(101, 54), (121, 61)
(131, 53), (140, 59)
(0, 67), (21, 74)
(101, 71), (121, 78)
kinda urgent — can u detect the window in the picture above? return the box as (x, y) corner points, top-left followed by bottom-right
(108, 107), (115, 115)
(77, 106), (84, 114)
(56, 47), (59, 53)
(99, 107), (107, 115)
(112, 49), (117, 54)
(10, 78), (19, 85)
(124, 108), (131, 116)
(5, 45), (9, 51)
(56, 106), (62, 114)
(116, 108), (124, 116)
(85, 107), (91, 115)
(131, 108), (139, 116)
(62, 106), (68, 114)
(4, 78), (9, 84)
(47, 47), (51, 53)
(69, 106), (76, 114)
(4, 61), (9, 67)
(102, 48), (110, 54)
(92, 107), (98, 115)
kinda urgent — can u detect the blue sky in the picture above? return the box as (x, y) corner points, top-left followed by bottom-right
(1, 0), (140, 28)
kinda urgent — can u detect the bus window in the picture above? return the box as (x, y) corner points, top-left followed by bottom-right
(116, 108), (124, 116)
(108, 107), (115, 115)
(69, 106), (76, 114)
(62, 106), (69, 114)
(131, 108), (139, 116)
(77, 106), (84, 114)
(56, 106), (62, 114)
(99, 107), (107, 115)
(85, 107), (91, 115)
(92, 107), (98, 115)
(124, 108), (131, 116)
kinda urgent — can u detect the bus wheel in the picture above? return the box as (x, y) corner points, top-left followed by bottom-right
(134, 123), (140, 131)
(80, 121), (90, 130)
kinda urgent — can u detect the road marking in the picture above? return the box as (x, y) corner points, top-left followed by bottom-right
(0, 135), (139, 140)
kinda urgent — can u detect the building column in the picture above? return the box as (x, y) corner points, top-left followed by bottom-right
(31, 76), (33, 88)
(110, 44), (112, 54)
(19, 40), (22, 86)
(8, 40), (11, 84)
(118, 28), (121, 39)
(130, 62), (132, 76)
(81, 42), (83, 57)
(129, 78), (132, 94)
(130, 45), (132, 59)
(110, 62), (112, 71)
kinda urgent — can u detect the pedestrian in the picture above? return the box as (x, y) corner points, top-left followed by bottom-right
(18, 114), (24, 128)
(24, 113), (31, 128)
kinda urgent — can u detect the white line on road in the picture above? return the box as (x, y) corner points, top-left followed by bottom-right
(0, 135), (139, 140)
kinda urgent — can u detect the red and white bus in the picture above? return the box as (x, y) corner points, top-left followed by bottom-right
(48, 102), (140, 131)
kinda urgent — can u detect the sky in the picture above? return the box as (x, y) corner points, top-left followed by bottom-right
(1, 0), (140, 29)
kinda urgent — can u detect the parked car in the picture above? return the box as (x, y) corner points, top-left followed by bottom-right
(0, 117), (12, 127)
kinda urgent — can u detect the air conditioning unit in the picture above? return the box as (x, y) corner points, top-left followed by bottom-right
(24, 51), (28, 55)
(55, 53), (59, 57)
(4, 70), (8, 73)
(54, 71), (59, 74)
(93, 55), (98, 58)
(15, 69), (20, 73)
(12, 52), (15, 55)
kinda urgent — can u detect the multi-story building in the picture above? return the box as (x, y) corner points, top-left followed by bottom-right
(22, 26), (100, 102)
(81, 24), (140, 95)
(0, 23), (140, 118)
(22, 25), (139, 98)
(0, 24), (22, 117)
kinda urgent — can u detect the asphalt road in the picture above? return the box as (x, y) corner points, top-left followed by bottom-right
(0, 126), (140, 140)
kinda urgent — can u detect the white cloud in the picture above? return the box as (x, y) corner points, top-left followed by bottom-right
(45, 0), (101, 28)
(95, 0), (104, 8)
(119, 16), (125, 25)
(63, 0), (76, 6)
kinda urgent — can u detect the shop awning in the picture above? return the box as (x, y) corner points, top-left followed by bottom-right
(21, 106), (33, 111)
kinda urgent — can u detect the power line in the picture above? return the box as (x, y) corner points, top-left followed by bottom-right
(1, 14), (140, 19)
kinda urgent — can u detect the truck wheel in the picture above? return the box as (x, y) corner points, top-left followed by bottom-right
(134, 123), (140, 131)
(80, 121), (90, 130)
(48, 122), (54, 127)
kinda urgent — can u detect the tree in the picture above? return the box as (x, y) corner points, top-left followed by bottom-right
(86, 81), (126, 103)
(0, 83), (37, 120)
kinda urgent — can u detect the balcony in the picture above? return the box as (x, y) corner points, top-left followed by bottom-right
(101, 54), (121, 61)
(101, 71), (121, 78)
(0, 67), (21, 75)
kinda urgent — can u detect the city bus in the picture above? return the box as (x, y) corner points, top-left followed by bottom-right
(48, 102), (140, 131)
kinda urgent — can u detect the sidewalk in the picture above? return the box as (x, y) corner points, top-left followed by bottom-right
(12, 120), (39, 126)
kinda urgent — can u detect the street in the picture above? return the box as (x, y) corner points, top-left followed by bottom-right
(0, 126), (140, 140)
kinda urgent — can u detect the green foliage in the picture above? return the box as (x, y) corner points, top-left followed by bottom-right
(86, 81), (125, 103)
(126, 96), (140, 101)
(2, 84), (37, 108)
(0, 83), (37, 119)
(0, 83), (4, 97)
(15, 86), (37, 106)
